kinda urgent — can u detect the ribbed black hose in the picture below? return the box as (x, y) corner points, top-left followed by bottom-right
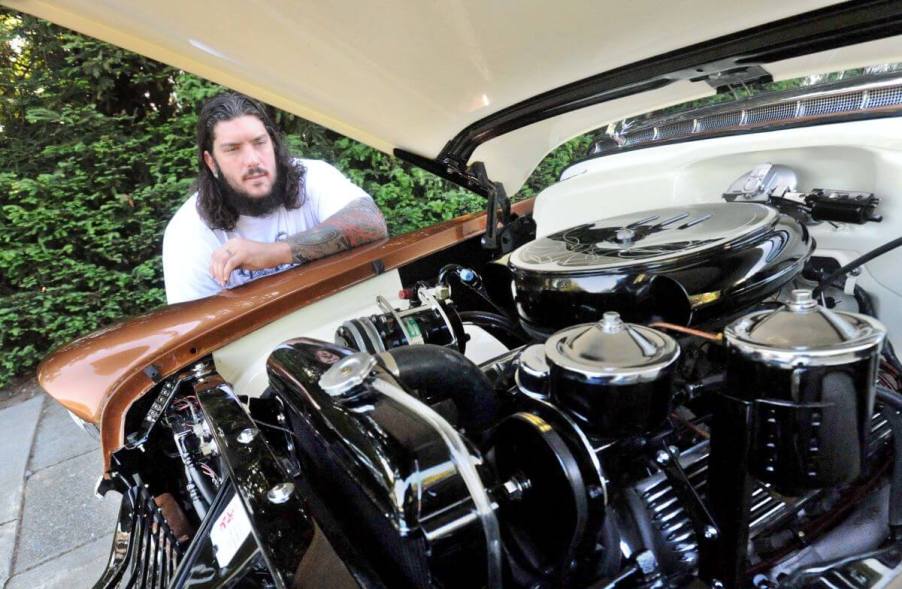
(383, 344), (499, 431)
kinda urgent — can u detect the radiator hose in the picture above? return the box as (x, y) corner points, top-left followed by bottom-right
(380, 344), (499, 432)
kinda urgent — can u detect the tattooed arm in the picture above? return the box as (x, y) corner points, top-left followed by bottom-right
(287, 197), (388, 263)
(210, 198), (388, 286)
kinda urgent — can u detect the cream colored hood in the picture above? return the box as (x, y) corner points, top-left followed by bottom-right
(5, 0), (902, 193)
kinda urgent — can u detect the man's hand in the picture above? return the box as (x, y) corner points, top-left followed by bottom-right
(210, 237), (292, 286)
(209, 198), (386, 288)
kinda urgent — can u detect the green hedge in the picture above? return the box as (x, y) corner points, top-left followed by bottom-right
(0, 10), (591, 386)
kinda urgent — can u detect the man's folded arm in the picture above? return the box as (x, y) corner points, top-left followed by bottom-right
(210, 197), (388, 285)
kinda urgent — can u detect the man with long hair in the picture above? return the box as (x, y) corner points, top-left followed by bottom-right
(163, 92), (388, 303)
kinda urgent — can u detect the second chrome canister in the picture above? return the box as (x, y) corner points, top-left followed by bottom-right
(724, 289), (886, 493)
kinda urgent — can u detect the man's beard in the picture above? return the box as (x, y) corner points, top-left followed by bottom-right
(216, 163), (285, 217)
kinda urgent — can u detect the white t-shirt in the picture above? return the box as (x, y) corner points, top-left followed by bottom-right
(163, 159), (371, 304)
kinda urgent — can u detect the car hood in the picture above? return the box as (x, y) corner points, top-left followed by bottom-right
(5, 0), (902, 194)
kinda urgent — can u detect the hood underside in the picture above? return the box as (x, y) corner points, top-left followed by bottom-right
(5, 1), (902, 193)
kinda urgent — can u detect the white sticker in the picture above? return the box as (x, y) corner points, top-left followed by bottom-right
(210, 493), (252, 568)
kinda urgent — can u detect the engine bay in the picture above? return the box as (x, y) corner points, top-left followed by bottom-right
(102, 169), (902, 589)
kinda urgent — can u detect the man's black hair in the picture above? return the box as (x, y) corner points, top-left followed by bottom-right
(193, 92), (304, 230)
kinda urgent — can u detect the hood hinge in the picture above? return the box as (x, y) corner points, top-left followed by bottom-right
(393, 149), (519, 253)
(468, 162), (512, 252)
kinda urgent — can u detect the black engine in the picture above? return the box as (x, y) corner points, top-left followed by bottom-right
(261, 202), (902, 588)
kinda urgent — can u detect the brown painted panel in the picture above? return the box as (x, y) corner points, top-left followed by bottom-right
(37, 199), (533, 466)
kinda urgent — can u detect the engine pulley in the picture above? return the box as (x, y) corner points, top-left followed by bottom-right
(490, 411), (590, 578)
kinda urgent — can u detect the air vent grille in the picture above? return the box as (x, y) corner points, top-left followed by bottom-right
(613, 77), (902, 151)
(869, 85), (902, 108)
(657, 120), (695, 140)
(745, 102), (797, 124)
(802, 92), (862, 116)
(623, 127), (656, 145)
(696, 111), (742, 132)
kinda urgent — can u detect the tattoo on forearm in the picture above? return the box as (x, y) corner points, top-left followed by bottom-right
(287, 198), (387, 264)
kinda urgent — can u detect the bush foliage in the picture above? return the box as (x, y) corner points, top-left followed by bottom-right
(0, 10), (591, 386)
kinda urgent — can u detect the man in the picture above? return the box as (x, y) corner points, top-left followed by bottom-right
(163, 92), (388, 304)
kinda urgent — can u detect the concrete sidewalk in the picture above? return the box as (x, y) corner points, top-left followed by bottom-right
(1, 384), (119, 589)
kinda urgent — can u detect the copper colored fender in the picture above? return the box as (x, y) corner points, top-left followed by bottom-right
(37, 200), (533, 471)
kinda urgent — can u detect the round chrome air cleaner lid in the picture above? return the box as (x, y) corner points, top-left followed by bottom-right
(510, 203), (777, 274)
(725, 289), (886, 367)
(545, 312), (679, 384)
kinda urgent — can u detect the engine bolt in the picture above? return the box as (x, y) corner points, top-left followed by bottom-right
(267, 482), (294, 504)
(703, 525), (718, 539)
(192, 361), (212, 378)
(655, 450), (670, 465)
(502, 476), (532, 501)
(236, 428), (257, 444)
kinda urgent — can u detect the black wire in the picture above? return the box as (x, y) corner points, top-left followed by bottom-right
(252, 418), (304, 442)
(813, 234), (902, 297)
(438, 265), (516, 319)
(459, 310), (531, 346)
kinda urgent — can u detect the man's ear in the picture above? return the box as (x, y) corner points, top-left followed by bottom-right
(203, 151), (218, 178)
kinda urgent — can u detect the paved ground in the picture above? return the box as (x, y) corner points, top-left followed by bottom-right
(0, 380), (119, 589)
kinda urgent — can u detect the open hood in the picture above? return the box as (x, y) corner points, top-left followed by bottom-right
(5, 1), (902, 194)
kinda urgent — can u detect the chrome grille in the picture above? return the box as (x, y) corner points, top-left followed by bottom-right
(635, 411), (893, 567)
(93, 485), (184, 589)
